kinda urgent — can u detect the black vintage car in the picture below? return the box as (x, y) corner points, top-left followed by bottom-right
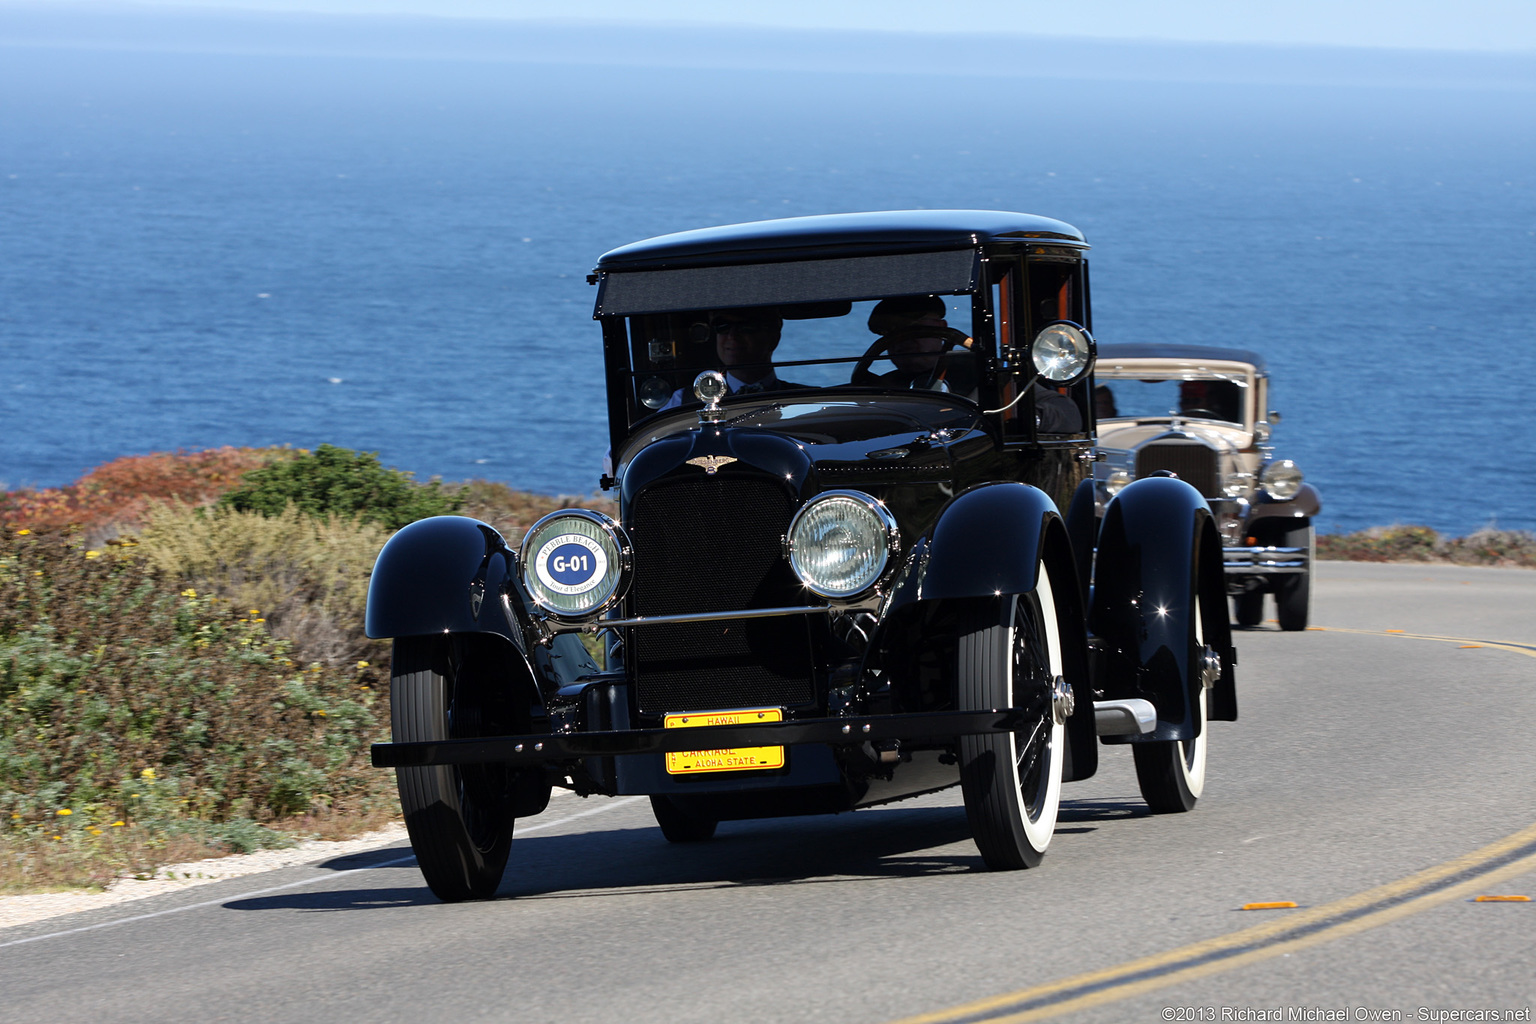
(368, 211), (1238, 902)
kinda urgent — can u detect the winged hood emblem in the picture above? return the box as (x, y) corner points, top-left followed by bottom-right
(686, 455), (737, 475)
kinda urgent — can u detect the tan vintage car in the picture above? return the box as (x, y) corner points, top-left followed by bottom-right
(1091, 344), (1320, 630)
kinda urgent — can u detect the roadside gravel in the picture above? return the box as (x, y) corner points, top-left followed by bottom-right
(0, 823), (407, 931)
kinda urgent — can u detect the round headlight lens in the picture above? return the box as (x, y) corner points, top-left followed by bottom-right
(1030, 322), (1094, 384)
(1223, 473), (1256, 500)
(1103, 468), (1132, 496)
(788, 491), (897, 598)
(520, 510), (631, 620)
(1260, 460), (1303, 501)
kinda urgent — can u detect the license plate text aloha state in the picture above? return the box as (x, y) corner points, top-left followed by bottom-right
(663, 708), (785, 774)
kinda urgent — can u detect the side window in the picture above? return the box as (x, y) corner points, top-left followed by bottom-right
(989, 263), (1032, 442)
(1023, 258), (1090, 435)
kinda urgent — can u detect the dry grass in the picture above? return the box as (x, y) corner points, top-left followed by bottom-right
(135, 503), (392, 667)
(447, 480), (616, 543)
(1319, 525), (1536, 568)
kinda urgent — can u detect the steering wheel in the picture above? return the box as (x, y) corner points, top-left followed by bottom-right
(850, 326), (973, 387)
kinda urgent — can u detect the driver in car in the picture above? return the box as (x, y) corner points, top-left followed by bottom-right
(865, 296), (1081, 431)
(866, 295), (953, 386)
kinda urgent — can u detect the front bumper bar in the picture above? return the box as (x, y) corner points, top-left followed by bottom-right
(371, 708), (1029, 769)
(1223, 544), (1308, 575)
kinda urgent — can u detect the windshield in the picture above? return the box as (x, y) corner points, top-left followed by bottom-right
(620, 294), (979, 409)
(1094, 370), (1253, 426)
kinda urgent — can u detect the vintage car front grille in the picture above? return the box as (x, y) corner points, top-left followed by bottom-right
(1136, 442), (1220, 498)
(627, 476), (815, 716)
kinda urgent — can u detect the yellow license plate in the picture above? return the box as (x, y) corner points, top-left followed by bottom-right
(663, 708), (785, 774)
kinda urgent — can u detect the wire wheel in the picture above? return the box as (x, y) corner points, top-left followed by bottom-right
(957, 561), (1066, 870)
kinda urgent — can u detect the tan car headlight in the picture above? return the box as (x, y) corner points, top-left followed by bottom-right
(1223, 473), (1256, 499)
(1103, 468), (1133, 497)
(1260, 460), (1303, 501)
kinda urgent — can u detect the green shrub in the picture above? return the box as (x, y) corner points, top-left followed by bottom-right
(216, 444), (460, 530)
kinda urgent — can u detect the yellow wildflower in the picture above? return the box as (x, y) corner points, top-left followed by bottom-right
(181, 588), (197, 598)
(315, 710), (327, 717)
(84, 550), (101, 559)
(249, 609), (261, 616)
(141, 767), (156, 779)
(56, 808), (72, 816)
(356, 661), (369, 669)
(16, 528), (31, 535)
(111, 821), (124, 827)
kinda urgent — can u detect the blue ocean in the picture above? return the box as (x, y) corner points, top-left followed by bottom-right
(2, 12), (1534, 535)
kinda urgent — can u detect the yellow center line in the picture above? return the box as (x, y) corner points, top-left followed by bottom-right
(1308, 625), (1536, 659)
(886, 825), (1536, 1024)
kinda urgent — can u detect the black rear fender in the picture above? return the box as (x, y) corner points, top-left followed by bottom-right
(1090, 477), (1236, 742)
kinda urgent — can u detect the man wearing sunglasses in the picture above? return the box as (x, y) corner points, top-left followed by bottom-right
(659, 307), (805, 410)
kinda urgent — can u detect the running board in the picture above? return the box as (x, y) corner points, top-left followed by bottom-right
(1094, 699), (1158, 736)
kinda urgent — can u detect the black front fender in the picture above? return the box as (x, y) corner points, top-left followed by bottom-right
(365, 516), (524, 644)
(920, 482), (1057, 601)
(874, 481), (1098, 782)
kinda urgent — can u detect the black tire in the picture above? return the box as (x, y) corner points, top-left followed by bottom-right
(1276, 522), (1314, 632)
(1133, 585), (1213, 814)
(1233, 590), (1265, 627)
(392, 637), (516, 902)
(650, 796), (718, 843)
(957, 561), (1066, 870)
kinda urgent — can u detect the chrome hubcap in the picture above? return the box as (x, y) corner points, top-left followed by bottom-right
(1050, 675), (1075, 725)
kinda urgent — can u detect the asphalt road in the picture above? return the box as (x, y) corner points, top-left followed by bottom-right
(3, 562), (1533, 1024)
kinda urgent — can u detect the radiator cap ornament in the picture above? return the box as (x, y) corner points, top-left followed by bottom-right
(686, 455), (737, 475)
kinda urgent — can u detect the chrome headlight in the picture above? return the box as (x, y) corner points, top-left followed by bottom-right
(520, 509), (632, 620)
(1103, 468), (1132, 497)
(1260, 460), (1303, 501)
(1223, 472), (1256, 499)
(1030, 322), (1095, 385)
(787, 491), (898, 599)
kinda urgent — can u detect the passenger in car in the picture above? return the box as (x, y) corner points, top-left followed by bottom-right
(1095, 384), (1118, 419)
(659, 308), (807, 410)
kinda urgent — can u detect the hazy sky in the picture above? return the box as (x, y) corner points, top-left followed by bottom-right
(27, 0), (1536, 52)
